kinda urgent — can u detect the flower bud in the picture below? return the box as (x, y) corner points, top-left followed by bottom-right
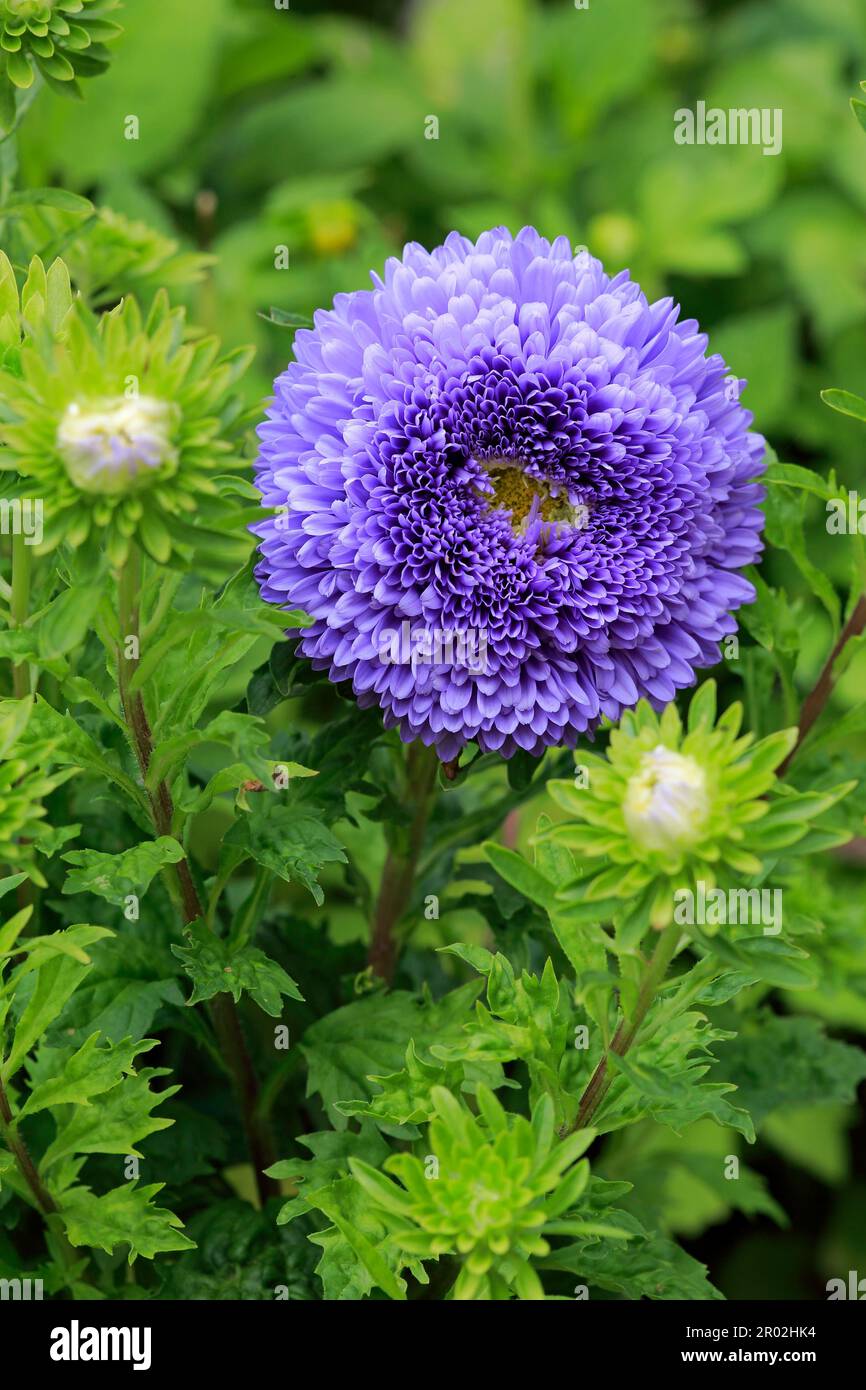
(624, 744), (709, 852)
(57, 396), (180, 496)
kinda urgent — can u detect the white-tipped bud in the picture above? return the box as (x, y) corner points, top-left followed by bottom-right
(624, 744), (709, 852)
(57, 396), (179, 495)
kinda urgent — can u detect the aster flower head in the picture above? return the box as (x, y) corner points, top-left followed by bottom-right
(349, 1085), (599, 1301)
(254, 226), (766, 761)
(0, 0), (121, 117)
(543, 681), (854, 932)
(0, 268), (254, 566)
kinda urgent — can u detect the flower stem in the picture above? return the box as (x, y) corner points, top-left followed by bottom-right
(116, 547), (277, 1204)
(778, 593), (866, 777)
(0, 1074), (83, 1286)
(368, 741), (440, 983)
(565, 922), (680, 1135)
(0, 1075), (57, 1215)
(11, 531), (32, 699)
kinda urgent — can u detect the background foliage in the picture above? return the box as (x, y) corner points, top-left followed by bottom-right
(1, 0), (866, 1301)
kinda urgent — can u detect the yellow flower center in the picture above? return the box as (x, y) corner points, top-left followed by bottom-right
(484, 460), (588, 535)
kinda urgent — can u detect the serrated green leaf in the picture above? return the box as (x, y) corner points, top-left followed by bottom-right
(41, 1066), (178, 1171)
(608, 1050), (755, 1142)
(171, 918), (302, 1017)
(224, 799), (345, 906)
(542, 1214), (723, 1299)
(301, 983), (483, 1128)
(712, 1014), (866, 1126)
(61, 1182), (194, 1263)
(61, 837), (185, 906)
(2, 926), (111, 1080)
(20, 1034), (155, 1119)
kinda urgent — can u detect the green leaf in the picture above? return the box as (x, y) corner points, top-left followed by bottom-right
(301, 983), (483, 1128)
(608, 1050), (755, 1142)
(483, 841), (557, 911)
(821, 387), (866, 423)
(61, 837), (185, 906)
(543, 1214), (723, 1300)
(171, 917), (302, 1017)
(34, 582), (103, 660)
(337, 1040), (470, 1129)
(130, 606), (293, 697)
(763, 485), (840, 632)
(155, 1199), (317, 1300)
(2, 188), (91, 214)
(257, 306), (314, 329)
(764, 460), (836, 500)
(738, 568), (802, 655)
(270, 1127), (392, 1223)
(303, 1178), (408, 1300)
(147, 709), (278, 792)
(60, 675), (125, 730)
(711, 1014), (866, 1127)
(2, 926), (111, 1081)
(655, 1149), (787, 1231)
(25, 699), (146, 812)
(0, 873), (27, 904)
(20, 1034), (154, 1119)
(41, 1066), (177, 1170)
(61, 1182), (194, 1263)
(224, 799), (346, 906)
(60, 973), (183, 1048)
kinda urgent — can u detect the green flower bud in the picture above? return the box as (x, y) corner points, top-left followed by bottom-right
(349, 1086), (598, 1301)
(543, 681), (854, 938)
(1, 282), (252, 567)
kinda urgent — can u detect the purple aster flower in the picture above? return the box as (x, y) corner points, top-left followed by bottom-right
(253, 227), (765, 761)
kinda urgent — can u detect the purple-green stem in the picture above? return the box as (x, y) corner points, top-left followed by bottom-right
(778, 593), (866, 777)
(0, 1073), (83, 1284)
(368, 741), (440, 983)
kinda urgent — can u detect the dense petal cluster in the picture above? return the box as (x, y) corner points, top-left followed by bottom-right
(254, 226), (766, 759)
